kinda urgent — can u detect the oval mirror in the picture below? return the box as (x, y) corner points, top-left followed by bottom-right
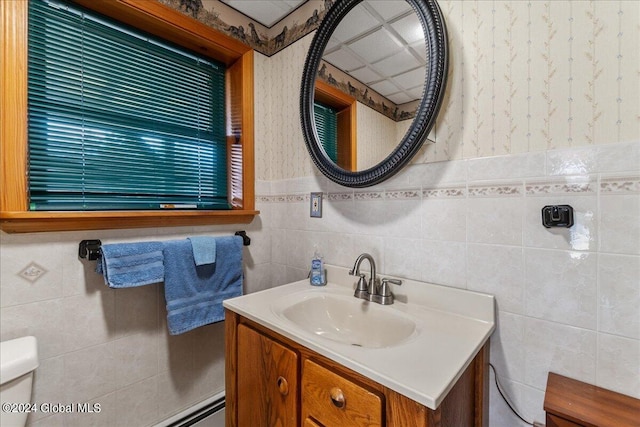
(300, 0), (448, 187)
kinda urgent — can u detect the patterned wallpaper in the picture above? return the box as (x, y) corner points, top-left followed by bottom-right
(356, 104), (398, 170)
(254, 34), (316, 181)
(255, 0), (639, 181)
(423, 0), (639, 164)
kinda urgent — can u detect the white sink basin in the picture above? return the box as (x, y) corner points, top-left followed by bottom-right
(273, 292), (418, 348)
(224, 266), (496, 409)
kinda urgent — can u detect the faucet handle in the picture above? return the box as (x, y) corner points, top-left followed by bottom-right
(379, 278), (402, 297)
(354, 274), (368, 299)
(355, 274), (368, 290)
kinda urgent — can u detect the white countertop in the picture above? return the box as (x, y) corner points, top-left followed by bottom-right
(223, 265), (495, 409)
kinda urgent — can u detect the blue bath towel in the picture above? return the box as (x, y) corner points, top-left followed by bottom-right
(163, 236), (243, 335)
(96, 242), (164, 288)
(188, 236), (217, 266)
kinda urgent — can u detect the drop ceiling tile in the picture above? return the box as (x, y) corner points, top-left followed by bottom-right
(370, 80), (400, 97)
(324, 49), (365, 73)
(349, 67), (383, 85)
(221, 0), (305, 27)
(411, 39), (428, 61)
(372, 50), (420, 78)
(387, 91), (413, 104)
(391, 13), (424, 44)
(392, 67), (426, 90)
(326, 36), (340, 51)
(409, 86), (424, 100)
(348, 28), (402, 63)
(364, 0), (413, 21)
(332, 6), (379, 43)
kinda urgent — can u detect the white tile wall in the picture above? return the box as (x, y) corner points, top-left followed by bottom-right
(598, 253), (640, 340)
(0, 218), (271, 426)
(524, 249), (597, 329)
(596, 334), (640, 398)
(260, 141), (640, 425)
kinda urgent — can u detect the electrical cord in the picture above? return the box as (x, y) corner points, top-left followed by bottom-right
(489, 363), (534, 426)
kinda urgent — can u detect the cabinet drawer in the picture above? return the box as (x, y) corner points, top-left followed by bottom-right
(302, 358), (383, 427)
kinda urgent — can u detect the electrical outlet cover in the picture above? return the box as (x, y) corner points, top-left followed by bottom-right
(310, 192), (322, 217)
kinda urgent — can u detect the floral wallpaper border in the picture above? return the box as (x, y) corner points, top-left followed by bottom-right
(160, 0), (332, 56)
(257, 175), (639, 203)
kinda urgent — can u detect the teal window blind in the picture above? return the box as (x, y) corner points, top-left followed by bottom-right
(28, 0), (229, 211)
(313, 102), (338, 163)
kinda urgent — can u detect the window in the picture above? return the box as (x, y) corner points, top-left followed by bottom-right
(314, 80), (357, 171)
(313, 102), (338, 163)
(29, 0), (228, 211)
(0, 0), (256, 232)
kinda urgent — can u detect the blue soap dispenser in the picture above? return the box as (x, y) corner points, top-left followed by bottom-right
(310, 248), (326, 286)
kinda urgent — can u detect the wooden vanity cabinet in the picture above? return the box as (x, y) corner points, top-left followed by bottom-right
(225, 310), (490, 427)
(236, 324), (299, 426)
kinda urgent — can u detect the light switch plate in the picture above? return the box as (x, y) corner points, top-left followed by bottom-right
(310, 192), (322, 217)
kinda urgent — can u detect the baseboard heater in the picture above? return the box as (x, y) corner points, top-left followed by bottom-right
(157, 392), (225, 427)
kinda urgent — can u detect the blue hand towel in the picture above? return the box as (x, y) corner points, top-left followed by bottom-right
(96, 242), (164, 288)
(163, 236), (243, 335)
(188, 236), (217, 266)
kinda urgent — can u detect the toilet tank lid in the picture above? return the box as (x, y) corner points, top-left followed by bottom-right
(0, 336), (39, 384)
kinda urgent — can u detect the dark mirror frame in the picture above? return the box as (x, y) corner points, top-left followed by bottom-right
(300, 0), (449, 188)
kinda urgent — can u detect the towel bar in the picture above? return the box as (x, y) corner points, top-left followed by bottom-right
(234, 231), (251, 246)
(79, 239), (102, 261)
(79, 231), (251, 260)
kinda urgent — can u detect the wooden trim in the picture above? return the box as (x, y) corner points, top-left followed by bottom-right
(0, 210), (258, 233)
(385, 388), (428, 427)
(72, 0), (250, 65)
(474, 343), (490, 427)
(0, 0), (28, 212)
(225, 309), (239, 427)
(544, 372), (640, 427)
(336, 107), (357, 171)
(440, 357), (476, 427)
(226, 50), (255, 210)
(314, 80), (357, 171)
(239, 50), (255, 211)
(315, 80), (356, 106)
(545, 413), (581, 427)
(0, 0), (258, 233)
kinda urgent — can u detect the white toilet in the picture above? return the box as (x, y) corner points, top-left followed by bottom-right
(0, 336), (39, 427)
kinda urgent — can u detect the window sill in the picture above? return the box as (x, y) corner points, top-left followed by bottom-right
(0, 210), (260, 233)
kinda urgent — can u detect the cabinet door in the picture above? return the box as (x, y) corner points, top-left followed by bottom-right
(237, 324), (298, 427)
(302, 358), (383, 427)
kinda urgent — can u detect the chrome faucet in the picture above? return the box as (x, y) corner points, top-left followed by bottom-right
(349, 253), (402, 304)
(349, 253), (377, 299)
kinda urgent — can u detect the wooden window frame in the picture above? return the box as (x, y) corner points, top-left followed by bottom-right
(314, 80), (357, 171)
(0, 0), (257, 233)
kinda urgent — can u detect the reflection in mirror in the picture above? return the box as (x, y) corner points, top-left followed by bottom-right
(314, 80), (356, 170)
(300, 0), (448, 187)
(315, 0), (427, 171)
